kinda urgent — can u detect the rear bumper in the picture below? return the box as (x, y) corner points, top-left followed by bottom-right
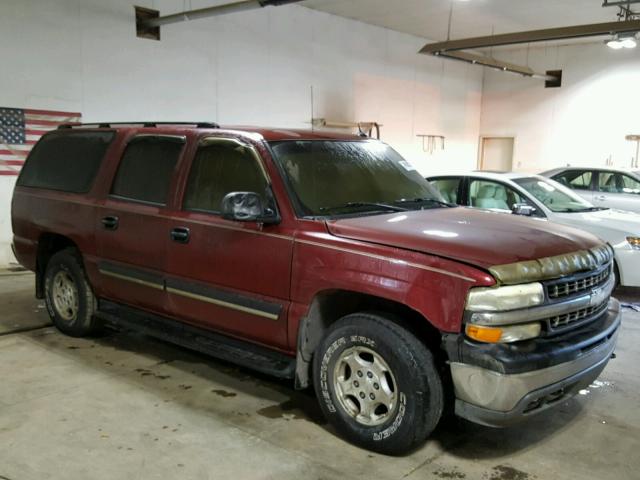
(446, 298), (620, 427)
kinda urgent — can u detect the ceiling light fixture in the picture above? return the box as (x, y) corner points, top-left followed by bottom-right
(607, 32), (638, 49)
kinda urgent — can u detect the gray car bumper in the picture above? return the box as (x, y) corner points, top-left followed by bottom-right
(450, 298), (620, 427)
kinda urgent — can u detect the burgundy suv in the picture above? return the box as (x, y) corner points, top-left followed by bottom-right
(11, 122), (619, 454)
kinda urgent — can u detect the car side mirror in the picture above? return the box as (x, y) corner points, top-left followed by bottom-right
(221, 192), (279, 224)
(511, 203), (537, 217)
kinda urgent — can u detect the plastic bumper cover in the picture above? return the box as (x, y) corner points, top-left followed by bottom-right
(447, 298), (620, 427)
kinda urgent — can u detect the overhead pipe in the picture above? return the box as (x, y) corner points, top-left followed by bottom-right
(602, 0), (640, 7)
(141, 0), (302, 29)
(419, 20), (640, 84)
(420, 20), (640, 54)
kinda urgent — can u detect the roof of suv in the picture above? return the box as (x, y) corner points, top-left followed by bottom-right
(56, 122), (365, 142)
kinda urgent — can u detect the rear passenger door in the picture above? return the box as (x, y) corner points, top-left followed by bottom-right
(164, 136), (293, 350)
(95, 135), (185, 314)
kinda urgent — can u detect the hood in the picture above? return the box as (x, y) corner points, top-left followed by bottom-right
(553, 208), (640, 241)
(326, 207), (603, 269)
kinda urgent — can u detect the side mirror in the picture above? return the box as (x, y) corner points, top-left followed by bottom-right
(221, 192), (279, 224)
(511, 203), (537, 217)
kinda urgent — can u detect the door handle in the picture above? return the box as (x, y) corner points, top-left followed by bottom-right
(170, 227), (190, 244)
(101, 216), (119, 230)
(595, 195), (607, 201)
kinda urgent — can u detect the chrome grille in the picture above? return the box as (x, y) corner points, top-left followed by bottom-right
(547, 268), (610, 300)
(547, 301), (608, 330)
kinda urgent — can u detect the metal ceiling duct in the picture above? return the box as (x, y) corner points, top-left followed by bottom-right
(419, 19), (640, 83)
(419, 20), (640, 54)
(140, 0), (303, 29)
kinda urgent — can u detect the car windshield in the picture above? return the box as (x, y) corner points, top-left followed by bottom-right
(269, 140), (448, 217)
(513, 177), (599, 213)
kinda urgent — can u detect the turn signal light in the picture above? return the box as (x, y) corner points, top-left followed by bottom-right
(465, 324), (503, 343)
(465, 322), (541, 343)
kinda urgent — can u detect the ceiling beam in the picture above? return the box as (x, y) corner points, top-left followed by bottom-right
(603, 1), (640, 7)
(419, 20), (640, 54)
(435, 51), (556, 80)
(140, 0), (301, 28)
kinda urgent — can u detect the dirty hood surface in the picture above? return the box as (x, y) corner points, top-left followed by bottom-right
(326, 207), (603, 269)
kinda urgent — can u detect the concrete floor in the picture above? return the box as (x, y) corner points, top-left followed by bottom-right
(0, 273), (639, 480)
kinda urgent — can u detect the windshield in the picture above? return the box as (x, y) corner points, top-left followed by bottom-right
(513, 177), (597, 213)
(269, 140), (447, 217)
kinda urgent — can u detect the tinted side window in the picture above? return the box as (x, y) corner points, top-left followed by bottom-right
(554, 170), (592, 190)
(17, 132), (114, 193)
(429, 178), (461, 204)
(184, 140), (269, 213)
(111, 136), (184, 205)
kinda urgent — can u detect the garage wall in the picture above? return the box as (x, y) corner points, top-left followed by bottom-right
(0, 0), (483, 267)
(480, 42), (640, 172)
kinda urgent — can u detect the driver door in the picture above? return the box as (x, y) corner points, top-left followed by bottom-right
(164, 136), (293, 350)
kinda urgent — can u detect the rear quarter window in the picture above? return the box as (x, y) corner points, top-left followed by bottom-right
(17, 131), (115, 193)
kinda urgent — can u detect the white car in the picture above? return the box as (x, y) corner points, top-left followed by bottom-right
(541, 166), (640, 213)
(427, 171), (640, 287)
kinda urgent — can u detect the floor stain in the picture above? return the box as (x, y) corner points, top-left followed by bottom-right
(134, 368), (170, 380)
(211, 389), (237, 398)
(256, 397), (327, 425)
(434, 467), (466, 479)
(486, 465), (532, 480)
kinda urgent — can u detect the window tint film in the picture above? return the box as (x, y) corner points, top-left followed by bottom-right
(555, 170), (592, 190)
(469, 179), (529, 211)
(429, 178), (461, 204)
(18, 132), (114, 192)
(184, 139), (269, 213)
(111, 136), (184, 205)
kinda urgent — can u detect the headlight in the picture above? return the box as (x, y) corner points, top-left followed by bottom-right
(465, 322), (541, 343)
(465, 283), (544, 312)
(627, 236), (640, 250)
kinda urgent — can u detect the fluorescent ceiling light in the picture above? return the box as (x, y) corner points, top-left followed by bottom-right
(621, 37), (638, 48)
(607, 32), (638, 49)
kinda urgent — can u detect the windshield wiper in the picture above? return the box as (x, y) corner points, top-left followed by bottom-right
(319, 202), (408, 213)
(394, 197), (455, 208)
(557, 206), (606, 213)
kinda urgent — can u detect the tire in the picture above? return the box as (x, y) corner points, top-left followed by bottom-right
(313, 312), (443, 455)
(44, 248), (98, 337)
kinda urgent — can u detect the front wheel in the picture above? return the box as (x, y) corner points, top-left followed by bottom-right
(313, 313), (443, 455)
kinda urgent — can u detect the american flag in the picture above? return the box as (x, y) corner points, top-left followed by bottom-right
(0, 107), (81, 176)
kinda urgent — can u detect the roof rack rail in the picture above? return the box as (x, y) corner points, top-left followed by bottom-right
(57, 121), (220, 130)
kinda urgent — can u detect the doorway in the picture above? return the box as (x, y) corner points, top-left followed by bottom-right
(478, 137), (514, 171)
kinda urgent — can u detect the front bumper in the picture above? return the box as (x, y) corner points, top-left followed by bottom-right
(445, 298), (620, 427)
(614, 248), (640, 287)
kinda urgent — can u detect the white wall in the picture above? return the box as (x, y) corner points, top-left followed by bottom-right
(0, 0), (483, 266)
(480, 42), (640, 172)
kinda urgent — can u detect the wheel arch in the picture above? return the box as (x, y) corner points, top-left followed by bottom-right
(294, 289), (444, 389)
(35, 233), (79, 298)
